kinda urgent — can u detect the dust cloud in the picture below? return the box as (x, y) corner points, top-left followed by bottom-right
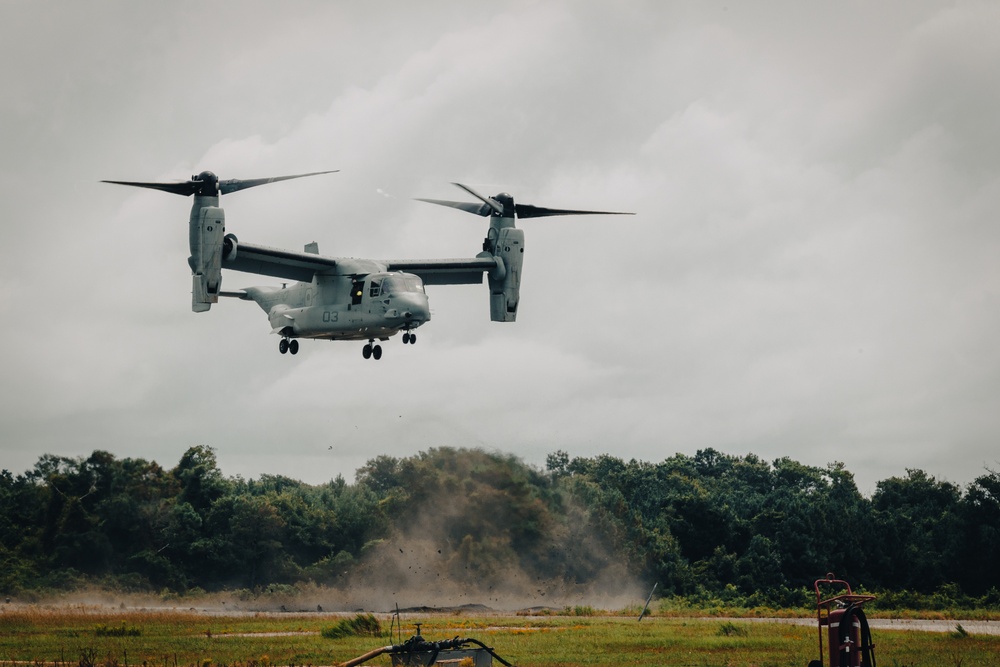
(333, 487), (648, 613)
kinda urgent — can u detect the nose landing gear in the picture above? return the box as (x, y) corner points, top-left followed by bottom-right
(363, 340), (383, 360)
(279, 338), (299, 355)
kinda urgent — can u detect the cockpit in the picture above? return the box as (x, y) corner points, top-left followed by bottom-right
(370, 273), (425, 298)
(355, 272), (431, 324)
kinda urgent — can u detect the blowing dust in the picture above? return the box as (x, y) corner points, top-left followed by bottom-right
(331, 485), (647, 612)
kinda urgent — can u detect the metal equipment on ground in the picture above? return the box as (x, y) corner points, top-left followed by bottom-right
(337, 625), (515, 667)
(810, 573), (877, 667)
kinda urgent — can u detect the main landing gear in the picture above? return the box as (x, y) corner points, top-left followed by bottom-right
(278, 338), (299, 355)
(363, 331), (416, 360)
(362, 340), (382, 360)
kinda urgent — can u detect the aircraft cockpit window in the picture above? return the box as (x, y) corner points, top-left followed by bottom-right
(369, 280), (382, 298)
(404, 276), (425, 293)
(383, 275), (425, 295)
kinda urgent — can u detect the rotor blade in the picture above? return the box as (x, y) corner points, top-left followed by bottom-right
(514, 203), (636, 219)
(219, 170), (339, 195)
(414, 198), (493, 217)
(451, 182), (504, 216)
(100, 179), (198, 196)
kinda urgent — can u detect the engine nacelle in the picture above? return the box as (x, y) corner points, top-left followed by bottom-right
(188, 206), (226, 312)
(488, 226), (524, 322)
(223, 233), (238, 261)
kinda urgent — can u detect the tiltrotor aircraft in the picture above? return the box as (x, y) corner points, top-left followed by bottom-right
(103, 170), (632, 359)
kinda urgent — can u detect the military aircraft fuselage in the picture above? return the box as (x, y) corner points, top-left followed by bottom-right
(183, 189), (429, 344)
(242, 269), (430, 342)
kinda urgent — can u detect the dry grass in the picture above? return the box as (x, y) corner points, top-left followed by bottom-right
(1, 606), (999, 666)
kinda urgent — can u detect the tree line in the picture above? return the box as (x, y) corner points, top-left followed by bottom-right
(0, 445), (997, 607)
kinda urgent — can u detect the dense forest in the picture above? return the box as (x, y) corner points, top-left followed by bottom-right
(1, 446), (998, 608)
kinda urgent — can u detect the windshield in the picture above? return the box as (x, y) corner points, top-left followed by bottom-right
(382, 274), (425, 295)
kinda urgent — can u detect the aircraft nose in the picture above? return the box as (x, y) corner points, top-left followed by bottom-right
(398, 294), (430, 322)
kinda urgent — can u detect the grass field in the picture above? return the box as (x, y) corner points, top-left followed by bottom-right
(1, 607), (999, 667)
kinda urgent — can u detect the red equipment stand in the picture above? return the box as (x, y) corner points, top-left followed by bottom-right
(810, 573), (877, 667)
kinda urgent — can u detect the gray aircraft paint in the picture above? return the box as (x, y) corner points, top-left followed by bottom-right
(103, 174), (630, 358)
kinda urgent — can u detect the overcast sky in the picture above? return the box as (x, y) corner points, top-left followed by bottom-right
(1, 1), (997, 495)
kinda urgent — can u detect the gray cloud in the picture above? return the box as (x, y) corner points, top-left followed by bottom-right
(1, 1), (998, 495)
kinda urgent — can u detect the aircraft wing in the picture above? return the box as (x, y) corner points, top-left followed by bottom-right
(224, 241), (339, 281)
(384, 257), (498, 285)
(223, 243), (497, 284)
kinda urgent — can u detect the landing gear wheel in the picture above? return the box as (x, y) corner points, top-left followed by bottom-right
(403, 332), (411, 344)
(363, 343), (372, 359)
(279, 339), (289, 354)
(372, 344), (382, 360)
(289, 339), (299, 355)
(410, 333), (416, 344)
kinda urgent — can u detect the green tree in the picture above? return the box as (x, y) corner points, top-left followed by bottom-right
(173, 445), (229, 516)
(227, 495), (289, 588)
(871, 469), (962, 591)
(955, 469), (1000, 595)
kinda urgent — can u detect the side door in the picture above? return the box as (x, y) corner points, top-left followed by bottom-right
(367, 277), (389, 317)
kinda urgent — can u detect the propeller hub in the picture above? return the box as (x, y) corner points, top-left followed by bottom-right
(193, 170), (220, 196)
(493, 192), (515, 218)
